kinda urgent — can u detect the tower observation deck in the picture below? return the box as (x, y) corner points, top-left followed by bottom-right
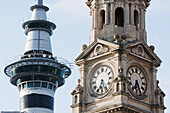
(4, 0), (71, 113)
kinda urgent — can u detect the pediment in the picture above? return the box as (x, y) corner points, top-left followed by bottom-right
(75, 39), (119, 64)
(124, 41), (162, 66)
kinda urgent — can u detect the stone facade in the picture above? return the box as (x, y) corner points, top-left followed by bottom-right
(71, 0), (166, 113)
(87, 0), (148, 44)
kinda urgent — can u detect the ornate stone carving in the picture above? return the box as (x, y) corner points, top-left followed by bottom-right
(131, 45), (145, 57)
(90, 44), (109, 57)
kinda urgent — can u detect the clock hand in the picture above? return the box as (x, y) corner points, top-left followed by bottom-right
(135, 80), (141, 95)
(100, 79), (104, 89)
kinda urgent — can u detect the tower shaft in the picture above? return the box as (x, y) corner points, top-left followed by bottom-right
(86, 0), (149, 44)
(4, 0), (71, 113)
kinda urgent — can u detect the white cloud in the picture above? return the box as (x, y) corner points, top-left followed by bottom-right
(49, 0), (90, 21)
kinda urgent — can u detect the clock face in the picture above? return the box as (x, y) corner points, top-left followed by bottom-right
(127, 66), (147, 99)
(90, 65), (114, 97)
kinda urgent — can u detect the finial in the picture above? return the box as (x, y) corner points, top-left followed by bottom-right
(36, 0), (43, 5)
(150, 45), (155, 52)
(82, 44), (87, 51)
(78, 79), (81, 85)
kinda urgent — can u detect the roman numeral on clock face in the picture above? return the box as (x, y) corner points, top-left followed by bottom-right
(92, 81), (96, 84)
(101, 68), (104, 72)
(108, 71), (111, 75)
(91, 65), (114, 96)
(127, 66), (147, 98)
(93, 86), (97, 89)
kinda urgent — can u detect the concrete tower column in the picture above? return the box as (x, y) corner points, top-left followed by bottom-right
(4, 0), (72, 113)
(19, 88), (55, 113)
(36, 0), (43, 5)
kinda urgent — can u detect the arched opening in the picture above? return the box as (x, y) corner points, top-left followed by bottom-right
(115, 8), (124, 27)
(75, 95), (78, 104)
(99, 10), (105, 29)
(134, 10), (139, 30)
(116, 83), (119, 92)
(123, 83), (126, 92)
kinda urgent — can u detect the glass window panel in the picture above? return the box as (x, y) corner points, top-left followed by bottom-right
(52, 86), (57, 92)
(28, 82), (33, 88)
(16, 79), (21, 85)
(23, 83), (27, 89)
(42, 82), (47, 88)
(34, 82), (40, 87)
(55, 81), (58, 87)
(48, 84), (52, 90)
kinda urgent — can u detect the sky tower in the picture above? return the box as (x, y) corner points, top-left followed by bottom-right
(4, 0), (71, 113)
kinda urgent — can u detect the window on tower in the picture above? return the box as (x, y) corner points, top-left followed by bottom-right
(99, 10), (105, 30)
(75, 95), (78, 104)
(134, 10), (139, 30)
(115, 8), (124, 27)
(116, 83), (119, 91)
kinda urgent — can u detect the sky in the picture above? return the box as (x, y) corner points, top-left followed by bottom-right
(0, 0), (169, 113)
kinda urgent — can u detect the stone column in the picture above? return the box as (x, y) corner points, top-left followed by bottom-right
(124, 2), (129, 25)
(105, 3), (109, 24)
(79, 60), (86, 112)
(150, 64), (158, 113)
(131, 4), (134, 25)
(140, 7), (145, 29)
(94, 5), (98, 29)
(143, 9), (146, 30)
(138, 7), (141, 30)
(111, 3), (115, 25)
(91, 10), (94, 29)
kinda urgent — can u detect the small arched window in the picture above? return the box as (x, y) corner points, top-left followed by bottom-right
(99, 10), (105, 29)
(75, 95), (78, 104)
(134, 10), (139, 30)
(115, 8), (124, 27)
(123, 83), (126, 92)
(116, 83), (119, 92)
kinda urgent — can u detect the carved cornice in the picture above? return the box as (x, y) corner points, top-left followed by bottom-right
(70, 103), (82, 108)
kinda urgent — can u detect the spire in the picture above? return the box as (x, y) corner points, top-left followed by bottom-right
(22, 0), (56, 56)
(36, 0), (43, 5)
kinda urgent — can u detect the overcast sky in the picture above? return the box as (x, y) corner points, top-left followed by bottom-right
(0, 0), (169, 113)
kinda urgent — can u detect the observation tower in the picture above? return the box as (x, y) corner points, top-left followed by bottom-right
(4, 0), (71, 113)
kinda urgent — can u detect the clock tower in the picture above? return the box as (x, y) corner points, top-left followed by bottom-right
(71, 0), (166, 113)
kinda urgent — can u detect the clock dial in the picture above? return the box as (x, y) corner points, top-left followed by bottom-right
(127, 66), (147, 99)
(90, 65), (114, 96)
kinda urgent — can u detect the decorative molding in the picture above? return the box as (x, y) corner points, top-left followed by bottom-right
(90, 44), (109, 57)
(131, 45), (151, 60)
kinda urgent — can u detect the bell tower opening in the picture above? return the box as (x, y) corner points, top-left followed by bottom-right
(134, 10), (139, 30)
(99, 10), (105, 30)
(115, 8), (124, 27)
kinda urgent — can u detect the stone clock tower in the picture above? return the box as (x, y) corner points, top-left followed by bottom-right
(71, 0), (166, 113)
